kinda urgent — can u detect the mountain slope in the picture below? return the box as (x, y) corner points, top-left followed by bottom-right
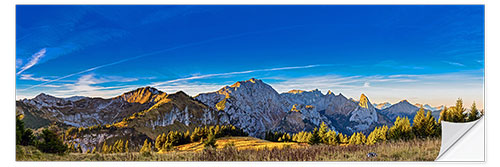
(16, 89), (160, 128)
(348, 94), (378, 132)
(380, 100), (419, 121)
(374, 102), (392, 110)
(195, 78), (289, 137)
(116, 91), (227, 138)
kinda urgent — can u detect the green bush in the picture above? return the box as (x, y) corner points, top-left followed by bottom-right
(36, 128), (68, 154)
(16, 117), (36, 146)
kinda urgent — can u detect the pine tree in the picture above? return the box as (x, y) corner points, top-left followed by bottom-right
(454, 98), (466, 122)
(77, 143), (82, 153)
(36, 128), (68, 154)
(348, 133), (357, 145)
(326, 130), (337, 145)
(140, 139), (151, 154)
(102, 141), (108, 153)
(425, 111), (437, 137)
(318, 122), (328, 143)
(388, 117), (414, 140)
(16, 117), (36, 146)
(412, 107), (427, 138)
(366, 127), (379, 145)
(438, 106), (447, 123)
(308, 128), (321, 145)
(124, 140), (129, 153)
(348, 132), (365, 145)
(468, 101), (479, 122)
(155, 133), (165, 151)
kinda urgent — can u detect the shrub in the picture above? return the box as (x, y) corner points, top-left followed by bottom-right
(16, 117), (36, 146)
(203, 134), (217, 148)
(36, 128), (68, 154)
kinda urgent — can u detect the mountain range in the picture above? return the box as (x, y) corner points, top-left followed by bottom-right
(16, 78), (443, 150)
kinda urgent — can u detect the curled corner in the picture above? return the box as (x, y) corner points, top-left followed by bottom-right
(435, 117), (484, 161)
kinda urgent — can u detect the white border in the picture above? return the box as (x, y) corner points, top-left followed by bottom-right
(2, 0), (498, 167)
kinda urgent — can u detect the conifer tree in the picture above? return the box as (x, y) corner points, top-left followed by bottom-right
(16, 117), (36, 146)
(388, 117), (414, 140)
(468, 101), (479, 122)
(125, 140), (129, 153)
(318, 122), (329, 143)
(77, 143), (82, 153)
(140, 139), (151, 154)
(424, 111), (437, 137)
(102, 141), (108, 153)
(334, 132), (341, 144)
(36, 128), (68, 154)
(438, 106), (447, 123)
(326, 130), (337, 145)
(412, 107), (427, 138)
(366, 127), (379, 145)
(348, 133), (357, 145)
(308, 128), (321, 145)
(454, 98), (466, 122)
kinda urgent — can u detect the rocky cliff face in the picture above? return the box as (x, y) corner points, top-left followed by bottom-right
(195, 78), (289, 137)
(348, 94), (378, 132)
(16, 90), (158, 128)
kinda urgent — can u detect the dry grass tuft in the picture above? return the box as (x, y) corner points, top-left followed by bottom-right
(16, 137), (440, 161)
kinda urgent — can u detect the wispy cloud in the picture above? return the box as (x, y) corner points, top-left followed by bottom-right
(42, 84), (62, 88)
(52, 74), (138, 97)
(156, 82), (227, 96)
(443, 61), (465, 67)
(151, 64), (322, 86)
(16, 59), (23, 69)
(363, 82), (371, 88)
(19, 74), (50, 82)
(20, 25), (304, 91)
(268, 71), (483, 108)
(16, 48), (46, 75)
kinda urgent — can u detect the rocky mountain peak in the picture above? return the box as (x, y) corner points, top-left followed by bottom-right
(117, 86), (167, 104)
(375, 102), (392, 110)
(248, 78), (259, 83)
(287, 90), (305, 94)
(358, 94), (370, 108)
(392, 100), (416, 109)
(230, 78), (264, 88)
(326, 90), (334, 95)
(34, 93), (55, 99)
(166, 91), (191, 100)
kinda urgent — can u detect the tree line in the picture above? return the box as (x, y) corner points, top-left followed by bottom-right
(439, 99), (482, 123)
(265, 98), (482, 146)
(143, 124), (247, 153)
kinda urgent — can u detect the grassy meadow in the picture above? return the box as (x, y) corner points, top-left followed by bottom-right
(17, 136), (440, 161)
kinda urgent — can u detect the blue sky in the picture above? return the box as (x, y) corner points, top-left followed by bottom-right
(16, 5), (484, 108)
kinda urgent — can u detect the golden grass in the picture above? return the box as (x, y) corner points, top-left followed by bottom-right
(172, 137), (304, 152)
(17, 137), (440, 161)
